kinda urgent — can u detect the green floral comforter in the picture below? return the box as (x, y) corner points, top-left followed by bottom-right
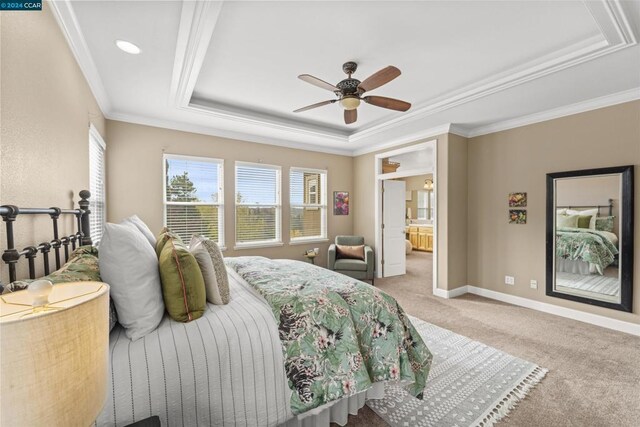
(556, 227), (618, 274)
(226, 256), (432, 415)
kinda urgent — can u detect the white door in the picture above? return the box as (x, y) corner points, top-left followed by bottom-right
(382, 180), (406, 277)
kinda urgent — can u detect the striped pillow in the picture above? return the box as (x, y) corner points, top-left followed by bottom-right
(189, 238), (225, 305)
(192, 236), (230, 304)
(158, 235), (206, 322)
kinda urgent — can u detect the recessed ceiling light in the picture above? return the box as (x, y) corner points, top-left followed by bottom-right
(115, 40), (141, 55)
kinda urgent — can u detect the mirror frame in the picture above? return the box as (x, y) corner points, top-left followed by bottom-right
(546, 165), (634, 312)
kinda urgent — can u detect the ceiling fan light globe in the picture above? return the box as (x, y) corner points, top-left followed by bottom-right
(340, 97), (361, 111)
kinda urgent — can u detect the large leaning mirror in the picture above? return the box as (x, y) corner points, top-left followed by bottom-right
(546, 165), (634, 312)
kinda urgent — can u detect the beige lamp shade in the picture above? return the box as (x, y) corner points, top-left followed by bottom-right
(1, 282), (110, 426)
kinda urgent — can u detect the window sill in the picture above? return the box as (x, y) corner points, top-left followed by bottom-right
(289, 238), (329, 246)
(233, 242), (284, 250)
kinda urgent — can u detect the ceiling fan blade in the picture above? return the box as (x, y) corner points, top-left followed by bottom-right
(357, 66), (401, 93)
(344, 108), (357, 124)
(293, 99), (336, 113)
(298, 74), (339, 92)
(363, 96), (411, 112)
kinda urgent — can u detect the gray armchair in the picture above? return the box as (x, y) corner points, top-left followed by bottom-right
(328, 236), (375, 285)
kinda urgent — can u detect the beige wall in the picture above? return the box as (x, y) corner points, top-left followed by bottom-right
(443, 134), (468, 290)
(105, 120), (353, 266)
(468, 100), (640, 323)
(556, 175), (621, 235)
(0, 4), (106, 283)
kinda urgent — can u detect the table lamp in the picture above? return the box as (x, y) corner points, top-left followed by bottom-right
(0, 281), (110, 426)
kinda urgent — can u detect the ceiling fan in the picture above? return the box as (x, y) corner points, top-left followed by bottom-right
(294, 61), (411, 125)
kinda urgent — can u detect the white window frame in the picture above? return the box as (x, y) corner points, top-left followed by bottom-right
(234, 161), (282, 249)
(162, 154), (225, 247)
(289, 167), (328, 244)
(88, 124), (106, 245)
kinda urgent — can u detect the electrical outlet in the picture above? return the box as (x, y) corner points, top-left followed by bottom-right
(505, 275), (515, 285)
(530, 280), (538, 289)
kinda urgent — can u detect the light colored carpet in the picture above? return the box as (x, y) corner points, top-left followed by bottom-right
(367, 316), (547, 427)
(336, 251), (640, 426)
(556, 272), (620, 296)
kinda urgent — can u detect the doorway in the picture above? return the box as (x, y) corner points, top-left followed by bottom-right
(375, 141), (437, 293)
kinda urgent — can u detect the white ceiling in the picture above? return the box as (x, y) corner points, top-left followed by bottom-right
(56, 0), (640, 156)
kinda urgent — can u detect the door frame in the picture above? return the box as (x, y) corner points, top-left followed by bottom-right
(374, 140), (438, 296)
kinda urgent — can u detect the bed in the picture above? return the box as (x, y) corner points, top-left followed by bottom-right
(555, 202), (618, 275)
(555, 227), (618, 275)
(0, 192), (432, 427)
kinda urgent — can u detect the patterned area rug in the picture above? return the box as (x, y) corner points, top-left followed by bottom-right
(366, 316), (548, 427)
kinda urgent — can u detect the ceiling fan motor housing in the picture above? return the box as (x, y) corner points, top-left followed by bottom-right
(336, 78), (361, 95)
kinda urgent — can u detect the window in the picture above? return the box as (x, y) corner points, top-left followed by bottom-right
(290, 168), (327, 241)
(417, 191), (427, 220)
(89, 125), (106, 244)
(163, 154), (224, 245)
(417, 190), (434, 220)
(235, 162), (281, 247)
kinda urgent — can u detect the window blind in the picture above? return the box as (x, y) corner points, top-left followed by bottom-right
(235, 163), (281, 244)
(417, 191), (427, 220)
(164, 155), (223, 244)
(89, 127), (106, 244)
(290, 168), (327, 241)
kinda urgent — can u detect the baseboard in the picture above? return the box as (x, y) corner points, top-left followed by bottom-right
(433, 286), (469, 299)
(462, 286), (640, 337)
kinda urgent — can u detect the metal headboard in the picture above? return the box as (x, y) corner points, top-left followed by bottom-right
(0, 190), (92, 283)
(557, 198), (614, 216)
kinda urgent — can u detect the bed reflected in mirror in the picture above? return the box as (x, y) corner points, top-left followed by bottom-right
(546, 166), (634, 312)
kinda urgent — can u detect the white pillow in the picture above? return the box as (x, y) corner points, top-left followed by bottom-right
(189, 240), (224, 305)
(566, 209), (598, 229)
(121, 215), (156, 247)
(99, 222), (164, 340)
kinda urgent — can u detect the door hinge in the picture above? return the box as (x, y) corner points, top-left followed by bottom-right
(381, 259), (385, 265)
(382, 224), (385, 229)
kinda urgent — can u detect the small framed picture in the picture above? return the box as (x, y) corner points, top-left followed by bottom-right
(509, 209), (527, 224)
(334, 191), (349, 215)
(508, 192), (527, 207)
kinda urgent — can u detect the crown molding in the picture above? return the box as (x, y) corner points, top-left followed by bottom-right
(466, 87), (640, 138)
(169, 0), (637, 149)
(349, 35), (610, 144)
(105, 111), (353, 156)
(185, 102), (349, 142)
(49, 0), (111, 114)
(583, 0), (637, 46)
(351, 124), (451, 156)
(170, 1), (224, 108)
(52, 0), (637, 157)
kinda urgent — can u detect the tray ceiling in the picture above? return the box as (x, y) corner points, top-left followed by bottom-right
(58, 0), (639, 155)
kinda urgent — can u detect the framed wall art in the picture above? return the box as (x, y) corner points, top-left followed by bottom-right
(509, 192), (527, 207)
(333, 191), (349, 215)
